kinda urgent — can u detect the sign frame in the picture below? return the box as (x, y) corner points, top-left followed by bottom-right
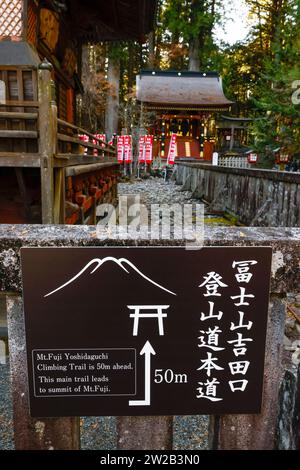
(21, 246), (272, 418)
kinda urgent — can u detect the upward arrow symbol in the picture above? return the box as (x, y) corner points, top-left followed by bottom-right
(129, 341), (156, 407)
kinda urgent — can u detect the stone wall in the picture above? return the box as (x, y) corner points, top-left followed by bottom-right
(175, 163), (300, 226)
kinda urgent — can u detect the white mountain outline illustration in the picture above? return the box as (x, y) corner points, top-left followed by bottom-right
(44, 257), (177, 297)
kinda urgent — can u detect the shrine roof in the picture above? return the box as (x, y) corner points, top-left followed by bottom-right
(136, 71), (233, 109)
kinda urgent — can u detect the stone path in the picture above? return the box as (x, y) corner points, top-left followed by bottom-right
(118, 177), (198, 207)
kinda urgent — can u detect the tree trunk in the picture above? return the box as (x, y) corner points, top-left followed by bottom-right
(127, 42), (135, 93)
(105, 51), (120, 139)
(188, 0), (205, 71)
(148, 31), (155, 68)
(80, 45), (89, 129)
(188, 35), (201, 71)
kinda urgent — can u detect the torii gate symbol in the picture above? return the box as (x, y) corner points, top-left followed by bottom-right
(127, 305), (170, 336)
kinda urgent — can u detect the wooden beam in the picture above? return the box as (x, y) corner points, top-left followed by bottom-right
(0, 130), (38, 138)
(0, 66), (35, 71)
(57, 118), (116, 151)
(0, 153), (41, 167)
(54, 155), (105, 167)
(53, 168), (65, 224)
(0, 100), (39, 107)
(230, 125), (234, 151)
(0, 112), (38, 120)
(21, 0), (29, 41)
(65, 162), (119, 177)
(57, 133), (115, 154)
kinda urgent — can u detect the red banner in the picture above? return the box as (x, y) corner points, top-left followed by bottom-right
(92, 134), (106, 156)
(95, 134), (106, 148)
(138, 136), (146, 163)
(167, 133), (177, 165)
(124, 135), (132, 163)
(145, 135), (154, 164)
(117, 136), (124, 163)
(78, 134), (89, 155)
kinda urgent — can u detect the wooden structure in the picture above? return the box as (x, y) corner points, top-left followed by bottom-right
(136, 70), (233, 161)
(216, 115), (253, 152)
(213, 116), (254, 169)
(0, 0), (157, 224)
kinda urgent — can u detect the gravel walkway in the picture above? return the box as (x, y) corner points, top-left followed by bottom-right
(118, 177), (198, 207)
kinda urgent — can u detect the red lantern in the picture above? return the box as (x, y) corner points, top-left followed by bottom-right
(248, 153), (258, 163)
(279, 154), (289, 163)
(138, 136), (145, 163)
(167, 133), (177, 165)
(145, 135), (154, 165)
(124, 135), (132, 163)
(117, 136), (124, 163)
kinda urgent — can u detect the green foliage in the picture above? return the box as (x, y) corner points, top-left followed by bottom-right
(215, 0), (300, 163)
(160, 0), (222, 69)
(248, 0), (300, 159)
(80, 0), (300, 165)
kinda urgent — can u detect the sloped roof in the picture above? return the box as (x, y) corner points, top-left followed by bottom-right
(0, 41), (40, 66)
(221, 115), (253, 122)
(136, 71), (233, 109)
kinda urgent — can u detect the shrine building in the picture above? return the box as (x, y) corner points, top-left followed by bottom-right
(136, 70), (233, 161)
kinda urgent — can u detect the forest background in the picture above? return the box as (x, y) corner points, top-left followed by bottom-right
(78, 0), (300, 165)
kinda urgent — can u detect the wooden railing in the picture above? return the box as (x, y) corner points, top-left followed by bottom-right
(0, 61), (118, 225)
(0, 56), (117, 166)
(0, 101), (40, 165)
(57, 118), (115, 157)
(0, 103), (116, 162)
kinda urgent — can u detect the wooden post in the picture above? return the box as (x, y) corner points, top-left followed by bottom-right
(230, 125), (234, 151)
(117, 416), (173, 450)
(53, 168), (65, 224)
(53, 98), (65, 224)
(15, 168), (31, 219)
(7, 295), (80, 450)
(38, 60), (56, 224)
(211, 295), (286, 450)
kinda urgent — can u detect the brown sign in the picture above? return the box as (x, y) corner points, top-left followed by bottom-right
(21, 247), (272, 417)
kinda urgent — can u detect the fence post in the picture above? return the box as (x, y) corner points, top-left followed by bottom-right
(7, 295), (80, 450)
(38, 59), (56, 224)
(211, 295), (286, 450)
(117, 416), (173, 450)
